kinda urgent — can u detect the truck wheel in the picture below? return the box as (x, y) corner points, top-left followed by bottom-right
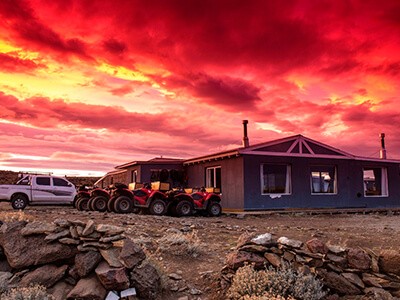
(91, 196), (108, 212)
(11, 194), (28, 210)
(149, 199), (167, 216)
(207, 202), (222, 217)
(175, 200), (193, 217)
(114, 196), (133, 213)
(77, 197), (89, 211)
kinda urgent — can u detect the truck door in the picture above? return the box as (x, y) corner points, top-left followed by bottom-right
(32, 177), (53, 203)
(52, 177), (75, 204)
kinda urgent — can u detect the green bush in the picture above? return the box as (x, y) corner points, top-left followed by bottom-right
(227, 262), (326, 300)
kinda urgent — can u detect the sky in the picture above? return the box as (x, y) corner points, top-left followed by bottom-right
(0, 0), (400, 176)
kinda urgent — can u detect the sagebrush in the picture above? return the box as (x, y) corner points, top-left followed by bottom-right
(227, 262), (326, 300)
(157, 230), (204, 257)
(0, 285), (54, 300)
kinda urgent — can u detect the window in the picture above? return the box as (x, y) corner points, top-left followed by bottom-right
(310, 166), (337, 194)
(53, 178), (70, 187)
(206, 166), (221, 189)
(363, 167), (388, 197)
(36, 177), (50, 186)
(261, 164), (291, 194)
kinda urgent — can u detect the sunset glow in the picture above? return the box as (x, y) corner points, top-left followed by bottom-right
(1, 0), (400, 176)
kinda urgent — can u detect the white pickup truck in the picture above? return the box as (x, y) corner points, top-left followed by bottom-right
(0, 174), (77, 210)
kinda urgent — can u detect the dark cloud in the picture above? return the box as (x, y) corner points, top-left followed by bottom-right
(0, 53), (44, 72)
(103, 38), (127, 54)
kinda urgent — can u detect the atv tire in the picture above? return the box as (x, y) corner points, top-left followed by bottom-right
(114, 196), (133, 213)
(87, 196), (96, 211)
(149, 199), (167, 216)
(11, 194), (28, 210)
(77, 197), (89, 211)
(175, 200), (193, 217)
(107, 197), (117, 212)
(91, 195), (108, 212)
(207, 202), (222, 217)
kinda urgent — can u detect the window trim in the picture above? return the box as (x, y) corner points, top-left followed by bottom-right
(310, 165), (337, 195)
(260, 163), (292, 196)
(363, 167), (389, 197)
(205, 166), (221, 189)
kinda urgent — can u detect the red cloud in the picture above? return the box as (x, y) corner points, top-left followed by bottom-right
(0, 53), (44, 73)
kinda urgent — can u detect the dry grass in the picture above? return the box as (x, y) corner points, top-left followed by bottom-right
(157, 230), (204, 258)
(1, 285), (54, 300)
(0, 211), (34, 223)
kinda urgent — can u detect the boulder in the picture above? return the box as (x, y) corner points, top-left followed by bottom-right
(0, 259), (12, 272)
(0, 271), (12, 289)
(251, 233), (273, 245)
(119, 238), (146, 269)
(326, 253), (348, 268)
(318, 269), (361, 295)
(44, 229), (70, 242)
(342, 272), (365, 289)
(277, 236), (303, 249)
(96, 224), (124, 235)
(19, 264), (68, 288)
(238, 244), (269, 254)
(0, 222), (77, 269)
(326, 244), (346, 254)
(131, 261), (162, 300)
(95, 261), (130, 291)
(225, 251), (267, 270)
(347, 248), (371, 271)
(82, 220), (95, 236)
(264, 253), (282, 267)
(48, 281), (74, 300)
(67, 274), (107, 300)
(379, 250), (400, 276)
(75, 250), (102, 277)
(53, 219), (72, 228)
(236, 232), (257, 248)
(364, 287), (394, 300)
(100, 248), (123, 268)
(306, 238), (328, 254)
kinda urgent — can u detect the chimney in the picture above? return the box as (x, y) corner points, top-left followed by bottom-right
(242, 120), (250, 148)
(379, 133), (387, 159)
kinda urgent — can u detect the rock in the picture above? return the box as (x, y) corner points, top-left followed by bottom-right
(77, 245), (98, 252)
(76, 226), (84, 236)
(379, 249), (400, 276)
(105, 291), (119, 300)
(225, 251), (267, 270)
(264, 253), (282, 267)
(48, 281), (74, 300)
(58, 238), (80, 245)
(326, 253), (348, 268)
(67, 274), (107, 300)
(277, 236), (303, 249)
(100, 234), (125, 243)
(75, 250), (102, 277)
(131, 261), (162, 300)
(0, 259), (12, 272)
(251, 233), (272, 245)
(283, 251), (295, 262)
(306, 238), (328, 254)
(119, 238), (146, 269)
(95, 261), (130, 291)
(327, 244), (346, 254)
(365, 248), (380, 273)
(96, 224), (124, 235)
(347, 248), (371, 271)
(100, 248), (123, 268)
(169, 273), (183, 280)
(82, 220), (95, 236)
(120, 287), (137, 298)
(70, 220), (87, 227)
(53, 219), (71, 228)
(189, 287), (203, 295)
(342, 273), (365, 288)
(364, 287), (394, 300)
(82, 241), (112, 249)
(0, 271), (12, 288)
(317, 269), (361, 295)
(20, 221), (56, 235)
(45, 229), (70, 241)
(236, 232), (257, 248)
(0, 222), (77, 269)
(69, 226), (79, 239)
(19, 264), (68, 288)
(238, 244), (269, 253)
(362, 273), (390, 288)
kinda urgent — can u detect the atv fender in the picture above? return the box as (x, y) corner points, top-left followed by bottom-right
(90, 188), (111, 199)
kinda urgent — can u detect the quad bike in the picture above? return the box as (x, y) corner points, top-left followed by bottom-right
(76, 186), (111, 212)
(169, 187), (222, 217)
(107, 183), (138, 214)
(74, 185), (93, 210)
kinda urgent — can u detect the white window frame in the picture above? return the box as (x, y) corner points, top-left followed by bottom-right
(206, 166), (221, 188)
(260, 164), (292, 196)
(310, 166), (337, 195)
(363, 167), (389, 197)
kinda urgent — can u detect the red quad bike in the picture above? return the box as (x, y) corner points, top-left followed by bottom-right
(77, 186), (111, 212)
(107, 183), (140, 214)
(169, 187), (222, 217)
(129, 183), (170, 216)
(73, 184), (91, 208)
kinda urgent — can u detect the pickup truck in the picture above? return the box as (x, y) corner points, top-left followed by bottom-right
(0, 174), (77, 210)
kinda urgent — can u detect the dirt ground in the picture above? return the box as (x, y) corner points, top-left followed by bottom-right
(1, 203), (400, 299)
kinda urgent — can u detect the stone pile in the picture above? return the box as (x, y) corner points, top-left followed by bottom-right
(0, 219), (163, 300)
(222, 232), (400, 299)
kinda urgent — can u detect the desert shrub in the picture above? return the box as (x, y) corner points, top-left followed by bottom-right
(0, 211), (34, 223)
(227, 262), (326, 300)
(157, 230), (204, 257)
(1, 285), (54, 300)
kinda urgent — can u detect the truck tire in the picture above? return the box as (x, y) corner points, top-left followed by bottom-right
(175, 200), (193, 217)
(149, 199), (167, 216)
(11, 194), (28, 210)
(77, 197), (89, 211)
(207, 202), (222, 217)
(114, 196), (133, 213)
(91, 196), (108, 212)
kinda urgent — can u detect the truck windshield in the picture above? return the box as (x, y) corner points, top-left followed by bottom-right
(16, 176), (30, 185)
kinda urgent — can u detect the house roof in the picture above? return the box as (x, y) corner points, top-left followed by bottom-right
(116, 157), (184, 169)
(183, 134), (400, 165)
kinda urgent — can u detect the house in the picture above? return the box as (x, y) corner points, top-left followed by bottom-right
(98, 122), (400, 212)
